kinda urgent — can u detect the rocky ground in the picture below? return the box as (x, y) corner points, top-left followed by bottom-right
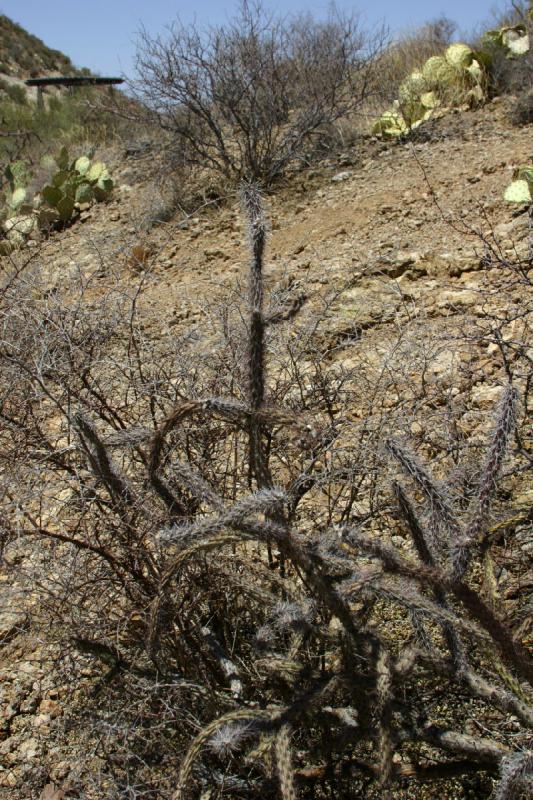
(1, 97), (532, 797)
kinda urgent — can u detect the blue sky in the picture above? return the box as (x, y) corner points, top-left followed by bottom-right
(0, 1), (507, 78)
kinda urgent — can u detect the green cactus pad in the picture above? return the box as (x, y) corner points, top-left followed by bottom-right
(5, 161), (30, 189)
(483, 29), (504, 47)
(40, 154), (57, 171)
(422, 56), (456, 88)
(57, 196), (75, 222)
(52, 170), (72, 188)
(99, 176), (113, 191)
(8, 187), (27, 211)
(75, 183), (94, 204)
(42, 185), (63, 207)
(445, 43), (474, 68)
(74, 156), (91, 176)
(87, 162), (106, 182)
(504, 179), (532, 203)
(61, 180), (78, 200)
(55, 146), (70, 171)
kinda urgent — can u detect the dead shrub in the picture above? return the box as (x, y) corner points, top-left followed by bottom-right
(131, 1), (387, 186)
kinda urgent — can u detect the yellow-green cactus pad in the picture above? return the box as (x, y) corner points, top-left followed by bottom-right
(420, 91), (439, 109)
(467, 59), (484, 84)
(398, 71), (427, 102)
(445, 43), (474, 68)
(422, 56), (456, 88)
(372, 110), (408, 137)
(74, 156), (91, 176)
(466, 85), (485, 106)
(8, 187), (26, 211)
(504, 179), (532, 203)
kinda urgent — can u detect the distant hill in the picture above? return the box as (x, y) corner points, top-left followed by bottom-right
(0, 14), (87, 79)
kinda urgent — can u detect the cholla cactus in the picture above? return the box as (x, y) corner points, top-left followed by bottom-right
(495, 751), (533, 799)
(209, 722), (251, 757)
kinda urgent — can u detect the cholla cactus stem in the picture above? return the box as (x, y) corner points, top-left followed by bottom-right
(495, 751), (533, 800)
(451, 383), (518, 582)
(276, 724), (298, 800)
(387, 438), (461, 546)
(375, 645), (394, 789)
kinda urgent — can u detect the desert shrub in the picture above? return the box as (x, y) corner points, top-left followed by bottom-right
(0, 78), (27, 105)
(0, 185), (532, 798)
(132, 1), (387, 186)
(473, 0), (533, 95)
(483, 39), (533, 96)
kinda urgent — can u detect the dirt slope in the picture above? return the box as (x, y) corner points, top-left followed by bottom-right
(35, 97), (531, 326)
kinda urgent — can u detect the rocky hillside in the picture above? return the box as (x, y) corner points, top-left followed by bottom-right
(0, 14), (82, 78)
(0, 92), (531, 797)
(0, 7), (532, 794)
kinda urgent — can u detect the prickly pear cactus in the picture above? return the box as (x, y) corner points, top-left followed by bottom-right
(503, 26), (530, 56)
(5, 161), (30, 190)
(7, 187), (27, 214)
(373, 38), (493, 138)
(445, 43), (475, 68)
(483, 22), (530, 58)
(74, 156), (91, 176)
(422, 56), (457, 89)
(1, 149), (114, 254)
(372, 109), (409, 137)
(39, 149), (114, 226)
(504, 165), (533, 204)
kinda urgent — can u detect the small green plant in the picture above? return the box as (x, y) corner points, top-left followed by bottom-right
(0, 159), (36, 253)
(0, 77), (27, 105)
(38, 146), (113, 225)
(0, 146), (113, 253)
(504, 164), (533, 204)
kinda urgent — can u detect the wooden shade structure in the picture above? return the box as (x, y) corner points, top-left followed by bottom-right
(25, 76), (124, 109)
